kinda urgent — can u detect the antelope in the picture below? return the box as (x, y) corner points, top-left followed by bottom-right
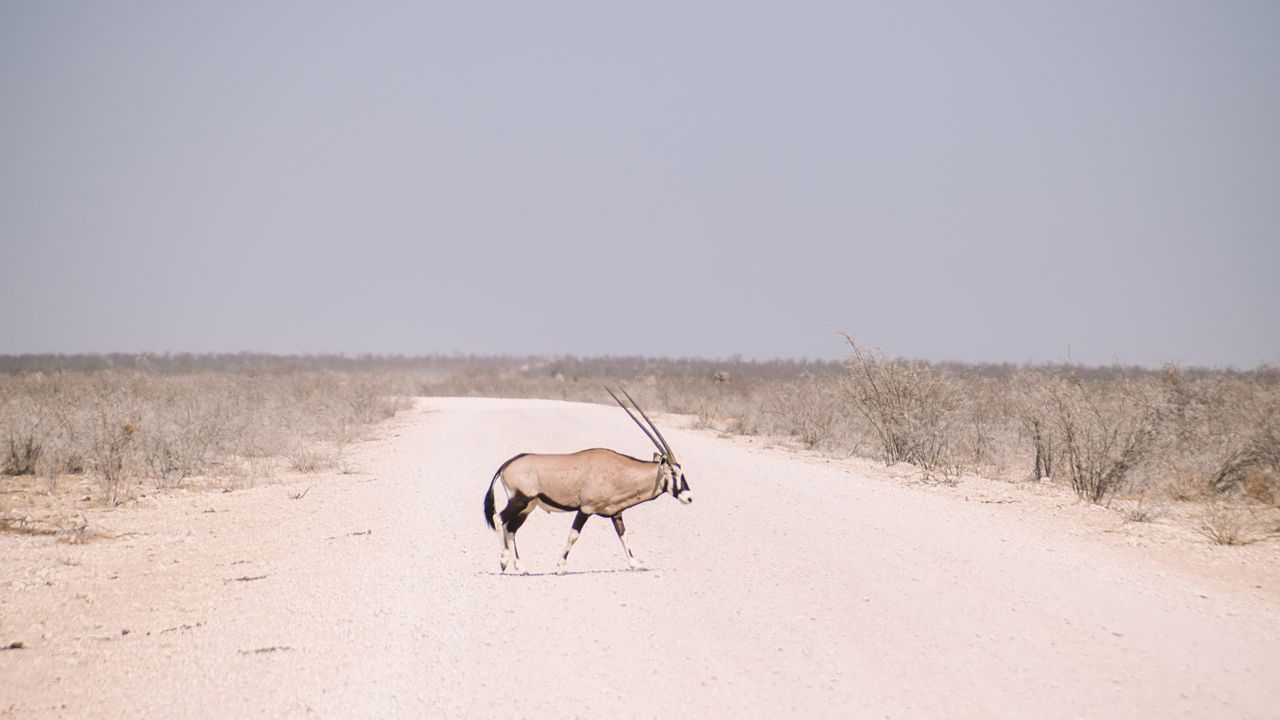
(483, 387), (693, 574)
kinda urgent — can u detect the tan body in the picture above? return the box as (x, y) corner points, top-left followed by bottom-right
(501, 449), (663, 517)
(483, 387), (693, 574)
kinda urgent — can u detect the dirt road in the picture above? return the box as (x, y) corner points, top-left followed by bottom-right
(3, 398), (1278, 718)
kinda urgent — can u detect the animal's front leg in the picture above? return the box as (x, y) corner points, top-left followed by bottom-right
(611, 514), (644, 570)
(557, 511), (590, 574)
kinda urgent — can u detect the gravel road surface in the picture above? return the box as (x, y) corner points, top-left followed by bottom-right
(2, 398), (1277, 718)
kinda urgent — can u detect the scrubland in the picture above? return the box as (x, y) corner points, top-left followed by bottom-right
(3, 343), (1278, 545)
(0, 359), (409, 537)
(3, 353), (1278, 718)
(415, 341), (1280, 545)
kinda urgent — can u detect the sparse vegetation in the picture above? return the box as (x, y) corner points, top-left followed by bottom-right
(287, 447), (340, 474)
(409, 344), (1279, 537)
(1193, 501), (1260, 546)
(3, 348), (1276, 545)
(1, 362), (409, 507)
(762, 373), (841, 449)
(837, 334), (959, 473)
(1119, 496), (1162, 523)
(1046, 371), (1161, 503)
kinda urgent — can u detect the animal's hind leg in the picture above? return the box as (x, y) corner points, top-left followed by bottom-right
(557, 512), (590, 574)
(498, 494), (531, 573)
(505, 510), (533, 573)
(611, 514), (644, 570)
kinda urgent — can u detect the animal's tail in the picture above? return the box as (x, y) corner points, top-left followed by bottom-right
(484, 470), (500, 530)
(485, 453), (528, 530)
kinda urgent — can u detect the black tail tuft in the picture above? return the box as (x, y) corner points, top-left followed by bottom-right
(484, 477), (497, 530)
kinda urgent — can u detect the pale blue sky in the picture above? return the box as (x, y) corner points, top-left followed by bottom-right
(1, 2), (1277, 366)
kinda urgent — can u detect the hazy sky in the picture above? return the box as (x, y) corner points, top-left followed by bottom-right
(1, 2), (1276, 366)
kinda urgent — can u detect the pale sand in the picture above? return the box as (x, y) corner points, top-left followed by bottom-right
(2, 397), (1277, 718)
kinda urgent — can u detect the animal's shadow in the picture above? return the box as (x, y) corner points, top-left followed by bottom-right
(479, 567), (654, 577)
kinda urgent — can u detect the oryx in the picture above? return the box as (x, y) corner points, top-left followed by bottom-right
(483, 387), (693, 574)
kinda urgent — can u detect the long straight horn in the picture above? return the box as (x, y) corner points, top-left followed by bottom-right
(619, 386), (676, 463)
(606, 386), (664, 454)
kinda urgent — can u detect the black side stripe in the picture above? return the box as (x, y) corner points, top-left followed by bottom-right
(537, 493), (578, 512)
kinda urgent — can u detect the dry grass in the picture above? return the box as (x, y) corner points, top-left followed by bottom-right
(0, 367), (410, 508)
(1192, 501), (1264, 546)
(412, 346), (1278, 525)
(1117, 495), (1165, 523)
(4, 349), (1276, 545)
(286, 447), (340, 474)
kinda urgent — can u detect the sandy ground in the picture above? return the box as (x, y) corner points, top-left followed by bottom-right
(2, 397), (1278, 719)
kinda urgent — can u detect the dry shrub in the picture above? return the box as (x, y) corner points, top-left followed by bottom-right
(1210, 398), (1280, 502)
(1152, 365), (1280, 504)
(953, 376), (1015, 477)
(1122, 505), (1155, 523)
(1046, 371), (1161, 504)
(286, 447), (339, 474)
(1192, 501), (1263, 546)
(725, 402), (765, 436)
(1118, 495), (1164, 523)
(1013, 371), (1057, 481)
(92, 419), (139, 506)
(1, 380), (50, 475)
(762, 374), (841, 448)
(838, 335), (959, 473)
(4, 435), (41, 476)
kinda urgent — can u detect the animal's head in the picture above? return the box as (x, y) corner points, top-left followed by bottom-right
(655, 452), (693, 505)
(609, 385), (694, 506)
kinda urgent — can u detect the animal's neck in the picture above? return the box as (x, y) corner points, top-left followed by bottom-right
(651, 462), (667, 498)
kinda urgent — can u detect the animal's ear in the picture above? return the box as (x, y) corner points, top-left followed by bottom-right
(653, 452), (663, 463)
